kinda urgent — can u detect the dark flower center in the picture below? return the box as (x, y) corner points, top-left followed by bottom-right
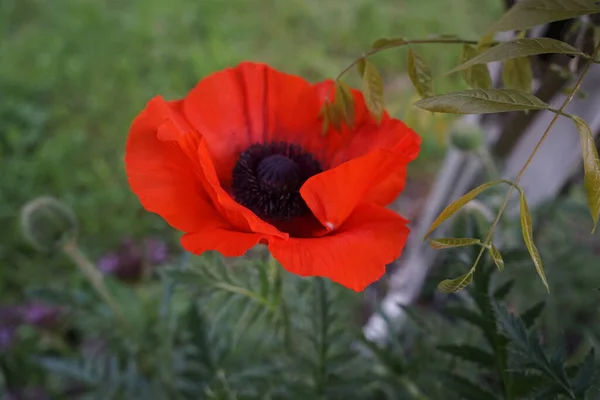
(232, 142), (322, 221)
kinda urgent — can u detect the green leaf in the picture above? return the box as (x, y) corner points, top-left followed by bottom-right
(357, 57), (367, 77)
(459, 45), (492, 89)
(572, 116), (600, 233)
(437, 344), (495, 367)
(441, 373), (499, 400)
(414, 89), (549, 115)
(452, 38), (585, 73)
(487, 0), (600, 34)
(438, 270), (473, 293)
(488, 244), (504, 271)
(319, 101), (343, 134)
(429, 237), (481, 249)
(372, 38), (406, 49)
(424, 180), (504, 238)
(572, 348), (595, 394)
(444, 306), (486, 328)
(502, 57), (533, 92)
(362, 60), (384, 123)
(334, 81), (355, 127)
(521, 301), (545, 328)
(519, 191), (550, 292)
(493, 280), (514, 300)
(407, 49), (434, 98)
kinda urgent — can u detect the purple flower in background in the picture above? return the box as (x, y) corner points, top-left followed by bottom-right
(97, 236), (169, 283)
(0, 327), (16, 352)
(143, 237), (168, 265)
(0, 305), (24, 352)
(23, 302), (64, 330)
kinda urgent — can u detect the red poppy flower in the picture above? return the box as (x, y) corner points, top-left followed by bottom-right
(125, 62), (420, 291)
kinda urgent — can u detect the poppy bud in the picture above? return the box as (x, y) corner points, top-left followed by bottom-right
(20, 196), (78, 252)
(449, 121), (484, 152)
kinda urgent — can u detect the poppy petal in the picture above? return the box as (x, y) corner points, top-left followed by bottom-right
(125, 96), (216, 233)
(268, 203), (409, 292)
(181, 229), (264, 257)
(300, 149), (412, 230)
(183, 62), (318, 187)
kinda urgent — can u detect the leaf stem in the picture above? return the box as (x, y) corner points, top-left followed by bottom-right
(61, 240), (125, 323)
(336, 38), (486, 82)
(470, 42), (600, 292)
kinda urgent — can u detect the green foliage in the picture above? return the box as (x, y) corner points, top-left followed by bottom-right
(571, 116), (600, 233)
(414, 88), (549, 114)
(437, 264), (598, 400)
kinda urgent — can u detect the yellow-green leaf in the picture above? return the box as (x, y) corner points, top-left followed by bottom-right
(334, 81), (356, 127)
(502, 57), (533, 92)
(319, 102), (343, 135)
(372, 38), (406, 49)
(460, 45), (492, 89)
(430, 238), (481, 249)
(438, 270), (474, 293)
(572, 116), (600, 233)
(424, 180), (505, 239)
(362, 60), (384, 123)
(357, 57), (367, 78)
(407, 49), (434, 98)
(319, 103), (330, 136)
(451, 38), (584, 73)
(414, 89), (548, 115)
(477, 32), (496, 52)
(488, 0), (600, 34)
(489, 244), (504, 271)
(519, 191), (549, 292)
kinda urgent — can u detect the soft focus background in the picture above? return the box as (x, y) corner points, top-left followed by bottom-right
(3, 0), (600, 399)
(0, 0), (501, 294)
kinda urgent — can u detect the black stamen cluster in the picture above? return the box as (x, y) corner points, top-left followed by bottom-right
(232, 142), (322, 220)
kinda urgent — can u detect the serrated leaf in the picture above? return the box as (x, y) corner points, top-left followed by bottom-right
(407, 49), (434, 98)
(519, 191), (550, 293)
(572, 348), (596, 394)
(460, 45), (492, 89)
(441, 373), (498, 400)
(437, 344), (495, 367)
(362, 60), (384, 123)
(521, 301), (545, 328)
(444, 306), (486, 328)
(429, 237), (481, 249)
(452, 38), (585, 73)
(487, 0), (600, 34)
(511, 374), (546, 397)
(572, 116), (600, 233)
(414, 89), (548, 115)
(372, 38), (406, 49)
(494, 303), (529, 351)
(503, 57), (533, 92)
(334, 81), (355, 127)
(424, 180), (504, 238)
(493, 280), (515, 300)
(487, 244), (504, 272)
(438, 270), (474, 293)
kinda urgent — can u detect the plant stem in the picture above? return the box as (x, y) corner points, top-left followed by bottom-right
(479, 42), (599, 255)
(62, 239), (125, 322)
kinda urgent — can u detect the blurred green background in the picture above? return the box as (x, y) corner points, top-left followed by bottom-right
(0, 0), (502, 297)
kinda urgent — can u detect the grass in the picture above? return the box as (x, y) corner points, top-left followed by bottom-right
(0, 0), (502, 297)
